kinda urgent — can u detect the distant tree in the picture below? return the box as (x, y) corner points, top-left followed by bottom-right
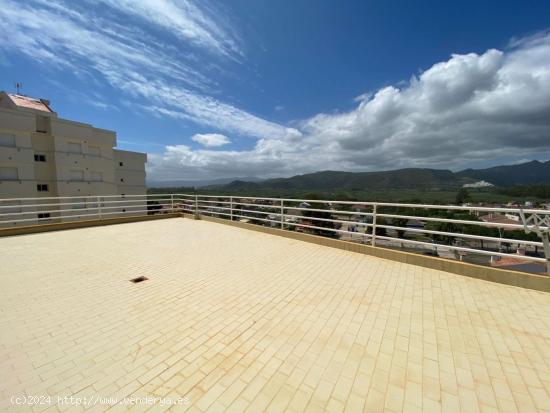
(425, 220), (458, 244)
(455, 188), (471, 205)
(367, 217), (387, 237)
(391, 218), (409, 239)
(300, 193), (337, 237)
(497, 184), (550, 200)
(147, 200), (163, 215)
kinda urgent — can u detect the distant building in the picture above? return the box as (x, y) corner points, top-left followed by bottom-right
(479, 213), (520, 231)
(463, 180), (494, 188)
(0, 92), (146, 223)
(491, 257), (546, 274)
(504, 213), (520, 222)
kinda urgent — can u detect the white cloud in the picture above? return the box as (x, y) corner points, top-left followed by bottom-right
(147, 32), (550, 181)
(96, 0), (242, 58)
(191, 133), (231, 147)
(0, 0), (290, 139)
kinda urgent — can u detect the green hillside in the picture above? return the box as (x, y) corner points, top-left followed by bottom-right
(217, 160), (550, 193)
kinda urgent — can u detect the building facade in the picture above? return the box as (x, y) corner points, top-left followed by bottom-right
(0, 92), (146, 224)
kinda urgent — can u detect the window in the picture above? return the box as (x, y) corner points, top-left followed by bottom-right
(88, 145), (101, 156)
(119, 161), (124, 167)
(37, 213), (51, 219)
(67, 142), (82, 154)
(90, 171), (102, 182)
(34, 154), (46, 162)
(70, 170), (84, 181)
(0, 167), (18, 180)
(0, 133), (16, 147)
(37, 184), (49, 192)
(36, 116), (50, 133)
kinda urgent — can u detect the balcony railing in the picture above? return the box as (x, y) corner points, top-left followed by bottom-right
(0, 193), (177, 225)
(1, 193), (549, 275)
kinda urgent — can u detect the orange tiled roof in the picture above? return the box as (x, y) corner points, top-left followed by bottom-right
(479, 214), (519, 225)
(8, 94), (53, 113)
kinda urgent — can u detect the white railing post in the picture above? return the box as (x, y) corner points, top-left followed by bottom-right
(230, 196), (233, 221)
(371, 203), (377, 246)
(194, 194), (198, 216)
(170, 194), (174, 213)
(280, 199), (284, 229)
(543, 236), (550, 276)
(519, 209), (550, 275)
(97, 196), (102, 220)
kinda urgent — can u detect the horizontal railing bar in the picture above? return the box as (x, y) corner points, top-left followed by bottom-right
(290, 206), (374, 216)
(372, 235), (546, 262)
(231, 201), (281, 209)
(0, 202), (157, 212)
(195, 199), (232, 205)
(198, 209), (232, 218)
(100, 208), (180, 217)
(373, 202), (550, 215)
(0, 207), (181, 224)
(376, 213), (529, 230)
(376, 224), (543, 247)
(0, 202), (174, 219)
(0, 198), (167, 210)
(0, 211), (111, 224)
(0, 194), (174, 202)
(101, 198), (172, 204)
(199, 205), (273, 216)
(233, 196), (550, 215)
(283, 213), (373, 228)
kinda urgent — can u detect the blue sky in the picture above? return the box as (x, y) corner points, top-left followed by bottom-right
(1, 0), (550, 183)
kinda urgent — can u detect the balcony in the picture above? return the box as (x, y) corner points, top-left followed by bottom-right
(1, 195), (550, 411)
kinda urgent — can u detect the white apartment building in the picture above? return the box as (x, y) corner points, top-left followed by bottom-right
(0, 92), (147, 224)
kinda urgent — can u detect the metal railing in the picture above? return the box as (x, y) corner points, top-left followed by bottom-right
(0, 193), (180, 225)
(1, 193), (549, 275)
(180, 194), (550, 275)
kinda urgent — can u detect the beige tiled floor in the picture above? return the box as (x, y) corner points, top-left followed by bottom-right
(1, 218), (550, 412)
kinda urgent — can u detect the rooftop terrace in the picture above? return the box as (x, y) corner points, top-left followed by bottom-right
(1, 218), (550, 412)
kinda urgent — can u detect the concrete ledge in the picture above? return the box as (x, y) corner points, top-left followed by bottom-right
(198, 215), (550, 293)
(0, 213), (180, 237)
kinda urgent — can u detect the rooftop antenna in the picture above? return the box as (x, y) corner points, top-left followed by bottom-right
(519, 208), (550, 275)
(15, 82), (23, 95)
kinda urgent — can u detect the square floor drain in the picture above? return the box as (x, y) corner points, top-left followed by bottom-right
(130, 276), (148, 283)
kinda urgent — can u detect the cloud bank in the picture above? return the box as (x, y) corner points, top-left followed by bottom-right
(149, 32), (550, 180)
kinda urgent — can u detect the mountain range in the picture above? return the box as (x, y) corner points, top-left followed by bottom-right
(147, 176), (263, 188)
(209, 160), (550, 192)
